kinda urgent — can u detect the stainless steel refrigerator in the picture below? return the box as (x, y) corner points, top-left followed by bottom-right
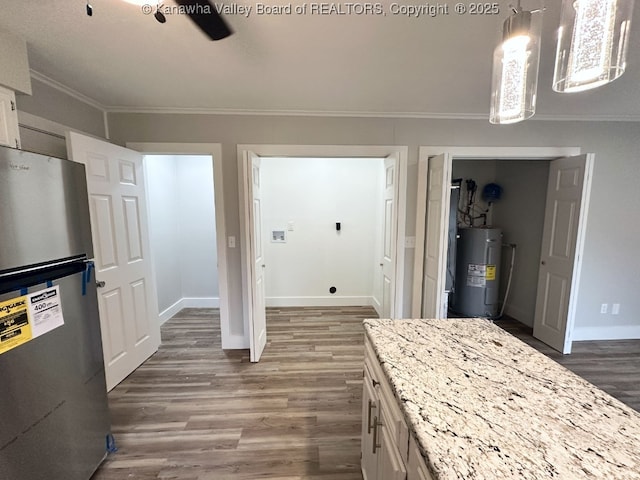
(0, 146), (111, 480)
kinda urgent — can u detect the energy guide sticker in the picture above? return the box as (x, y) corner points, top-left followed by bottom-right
(0, 286), (65, 356)
(0, 296), (32, 355)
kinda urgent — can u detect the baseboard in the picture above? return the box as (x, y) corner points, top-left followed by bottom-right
(158, 298), (184, 325)
(371, 296), (382, 317)
(221, 333), (248, 350)
(503, 304), (533, 327)
(266, 296), (374, 307)
(158, 297), (220, 325)
(572, 325), (640, 341)
(182, 297), (220, 308)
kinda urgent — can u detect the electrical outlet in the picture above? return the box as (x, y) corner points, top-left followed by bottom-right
(612, 303), (620, 315)
(600, 303), (608, 314)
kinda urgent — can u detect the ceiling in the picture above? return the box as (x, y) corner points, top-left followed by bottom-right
(1, 0), (639, 120)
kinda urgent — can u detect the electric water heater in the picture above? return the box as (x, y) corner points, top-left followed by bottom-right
(451, 227), (502, 318)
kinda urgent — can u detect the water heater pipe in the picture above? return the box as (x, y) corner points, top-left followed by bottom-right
(499, 244), (517, 318)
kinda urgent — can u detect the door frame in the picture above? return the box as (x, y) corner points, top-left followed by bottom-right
(412, 147), (584, 340)
(238, 144), (408, 348)
(126, 142), (233, 348)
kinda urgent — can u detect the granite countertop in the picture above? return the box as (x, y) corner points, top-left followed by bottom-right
(363, 318), (640, 479)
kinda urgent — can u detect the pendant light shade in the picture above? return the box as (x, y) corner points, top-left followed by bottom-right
(490, 8), (542, 124)
(553, 0), (634, 92)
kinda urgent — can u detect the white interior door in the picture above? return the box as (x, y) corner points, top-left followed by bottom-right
(66, 131), (160, 390)
(380, 155), (398, 318)
(422, 153), (452, 318)
(246, 151), (267, 362)
(533, 154), (593, 354)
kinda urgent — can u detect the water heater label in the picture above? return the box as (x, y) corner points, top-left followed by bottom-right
(466, 264), (487, 287)
(466, 264), (497, 287)
(486, 265), (496, 281)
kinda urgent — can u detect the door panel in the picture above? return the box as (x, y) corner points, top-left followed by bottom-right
(381, 155), (398, 318)
(101, 288), (126, 365)
(122, 197), (143, 261)
(67, 131), (160, 390)
(422, 154), (452, 318)
(247, 152), (267, 362)
(91, 195), (118, 269)
(533, 154), (592, 353)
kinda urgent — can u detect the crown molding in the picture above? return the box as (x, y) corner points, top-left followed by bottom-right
(26, 72), (640, 122)
(104, 105), (640, 122)
(104, 105), (489, 120)
(30, 70), (106, 112)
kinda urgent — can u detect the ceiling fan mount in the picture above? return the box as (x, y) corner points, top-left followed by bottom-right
(86, 0), (233, 41)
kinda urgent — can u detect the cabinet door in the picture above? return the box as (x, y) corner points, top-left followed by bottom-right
(378, 407), (407, 480)
(407, 435), (435, 480)
(361, 366), (378, 480)
(0, 86), (20, 148)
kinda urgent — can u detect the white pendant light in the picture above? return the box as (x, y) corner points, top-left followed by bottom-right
(553, 0), (635, 92)
(490, 3), (543, 124)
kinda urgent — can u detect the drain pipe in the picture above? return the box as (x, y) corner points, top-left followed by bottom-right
(500, 244), (517, 318)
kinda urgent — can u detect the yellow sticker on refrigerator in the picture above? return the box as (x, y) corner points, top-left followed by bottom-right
(0, 295), (32, 355)
(0, 286), (64, 356)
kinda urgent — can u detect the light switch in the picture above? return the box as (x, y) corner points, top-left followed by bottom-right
(228, 236), (236, 248)
(287, 221), (295, 231)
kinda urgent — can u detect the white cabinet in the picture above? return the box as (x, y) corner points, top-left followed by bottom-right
(407, 435), (435, 480)
(0, 85), (20, 149)
(361, 337), (408, 480)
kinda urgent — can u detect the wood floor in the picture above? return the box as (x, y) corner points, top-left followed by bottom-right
(92, 308), (640, 479)
(494, 317), (640, 412)
(91, 306), (375, 480)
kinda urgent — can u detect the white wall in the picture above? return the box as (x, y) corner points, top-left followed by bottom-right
(145, 154), (218, 323)
(146, 155), (182, 314)
(261, 157), (384, 307)
(493, 160), (549, 327)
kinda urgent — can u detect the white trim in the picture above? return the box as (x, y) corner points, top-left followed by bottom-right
(572, 325), (640, 341)
(371, 295), (382, 317)
(126, 142), (233, 349)
(158, 298), (184, 325)
(222, 334), (248, 349)
(103, 105), (640, 122)
(183, 297), (220, 308)
(266, 296), (374, 307)
(30, 70), (106, 112)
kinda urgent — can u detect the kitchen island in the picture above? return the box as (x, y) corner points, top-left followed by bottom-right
(361, 318), (640, 479)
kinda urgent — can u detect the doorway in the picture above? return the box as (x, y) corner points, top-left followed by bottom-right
(144, 154), (219, 323)
(412, 146), (592, 354)
(238, 145), (408, 362)
(127, 142), (233, 348)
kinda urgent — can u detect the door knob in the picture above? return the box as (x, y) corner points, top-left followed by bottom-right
(96, 281), (106, 288)
(541, 261), (546, 265)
